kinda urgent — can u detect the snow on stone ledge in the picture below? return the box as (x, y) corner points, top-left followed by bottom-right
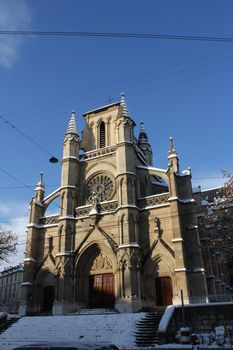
(158, 305), (175, 333)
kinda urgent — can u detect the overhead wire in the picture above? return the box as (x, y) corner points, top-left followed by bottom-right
(0, 115), (58, 161)
(0, 197), (230, 242)
(2, 30), (233, 43)
(1, 51), (233, 138)
(2, 46), (233, 125)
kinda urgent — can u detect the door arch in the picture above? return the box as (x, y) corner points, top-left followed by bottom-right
(35, 269), (56, 314)
(75, 243), (116, 309)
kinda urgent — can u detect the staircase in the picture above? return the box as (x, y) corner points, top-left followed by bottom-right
(134, 307), (165, 347)
(0, 317), (19, 335)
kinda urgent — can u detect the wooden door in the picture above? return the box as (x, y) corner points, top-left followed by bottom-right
(155, 276), (173, 306)
(42, 286), (55, 313)
(89, 273), (115, 308)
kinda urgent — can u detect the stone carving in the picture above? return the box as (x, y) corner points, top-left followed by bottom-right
(86, 174), (114, 203)
(79, 145), (117, 160)
(91, 253), (113, 271)
(39, 215), (59, 225)
(137, 193), (169, 209)
(76, 206), (92, 217)
(76, 200), (118, 217)
(99, 201), (118, 212)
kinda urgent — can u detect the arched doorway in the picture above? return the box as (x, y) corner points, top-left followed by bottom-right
(37, 270), (56, 314)
(155, 276), (173, 306)
(75, 243), (116, 309)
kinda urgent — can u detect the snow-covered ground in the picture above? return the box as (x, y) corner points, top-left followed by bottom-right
(0, 312), (145, 349)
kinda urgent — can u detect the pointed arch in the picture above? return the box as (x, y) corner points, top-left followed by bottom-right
(99, 121), (106, 148)
(74, 241), (117, 308)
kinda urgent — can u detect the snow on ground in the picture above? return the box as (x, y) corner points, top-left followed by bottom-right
(0, 313), (145, 350)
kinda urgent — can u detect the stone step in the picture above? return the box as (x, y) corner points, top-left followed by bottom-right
(134, 310), (165, 347)
(78, 308), (118, 315)
(0, 319), (19, 334)
(135, 336), (159, 341)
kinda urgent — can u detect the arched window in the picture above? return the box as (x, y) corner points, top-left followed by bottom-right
(99, 121), (106, 148)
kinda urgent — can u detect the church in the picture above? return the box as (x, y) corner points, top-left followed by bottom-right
(19, 93), (208, 316)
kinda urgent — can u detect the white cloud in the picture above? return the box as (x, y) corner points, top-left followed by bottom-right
(0, 201), (29, 216)
(0, 0), (32, 68)
(0, 201), (28, 270)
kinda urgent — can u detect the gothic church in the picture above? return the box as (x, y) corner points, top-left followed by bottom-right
(20, 93), (207, 315)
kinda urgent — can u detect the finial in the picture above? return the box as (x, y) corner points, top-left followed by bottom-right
(140, 121), (145, 131)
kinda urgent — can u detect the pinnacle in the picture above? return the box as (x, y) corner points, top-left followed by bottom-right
(66, 111), (78, 135)
(119, 92), (130, 117)
(35, 172), (45, 191)
(168, 136), (177, 155)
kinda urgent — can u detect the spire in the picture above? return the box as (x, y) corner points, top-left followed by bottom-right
(138, 121), (148, 142)
(35, 172), (44, 189)
(137, 121), (153, 165)
(35, 172), (45, 202)
(66, 111), (78, 135)
(168, 136), (177, 156)
(118, 92), (130, 118)
(168, 136), (179, 172)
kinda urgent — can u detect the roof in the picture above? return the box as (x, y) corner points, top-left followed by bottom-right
(83, 101), (120, 116)
(201, 187), (221, 203)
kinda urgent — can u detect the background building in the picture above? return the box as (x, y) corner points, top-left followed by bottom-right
(0, 263), (24, 313)
(20, 94), (208, 316)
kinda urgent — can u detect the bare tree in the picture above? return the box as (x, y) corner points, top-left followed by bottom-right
(199, 171), (233, 264)
(0, 226), (18, 262)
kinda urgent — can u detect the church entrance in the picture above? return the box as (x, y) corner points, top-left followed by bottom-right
(42, 286), (55, 313)
(155, 276), (173, 306)
(89, 273), (115, 308)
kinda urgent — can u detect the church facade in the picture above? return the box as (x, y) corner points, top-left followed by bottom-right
(20, 94), (208, 315)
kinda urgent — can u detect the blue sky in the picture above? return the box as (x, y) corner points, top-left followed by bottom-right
(0, 0), (233, 268)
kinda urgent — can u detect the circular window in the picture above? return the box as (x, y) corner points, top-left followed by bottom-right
(86, 174), (115, 203)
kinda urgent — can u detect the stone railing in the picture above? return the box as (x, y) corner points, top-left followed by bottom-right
(76, 200), (118, 217)
(39, 215), (59, 225)
(76, 205), (92, 217)
(79, 145), (117, 160)
(137, 192), (169, 209)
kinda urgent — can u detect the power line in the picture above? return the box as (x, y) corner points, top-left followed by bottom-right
(0, 184), (59, 190)
(0, 200), (230, 241)
(0, 115), (58, 163)
(3, 47), (232, 121)
(1, 30), (233, 43)
(0, 177), (225, 191)
(1, 49), (233, 133)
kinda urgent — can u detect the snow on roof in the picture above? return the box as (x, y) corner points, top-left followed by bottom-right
(201, 186), (221, 192)
(83, 101), (120, 116)
(137, 165), (167, 173)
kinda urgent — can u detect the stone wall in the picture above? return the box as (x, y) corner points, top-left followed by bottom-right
(159, 303), (233, 344)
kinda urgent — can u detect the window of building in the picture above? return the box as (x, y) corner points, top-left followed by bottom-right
(99, 121), (106, 148)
